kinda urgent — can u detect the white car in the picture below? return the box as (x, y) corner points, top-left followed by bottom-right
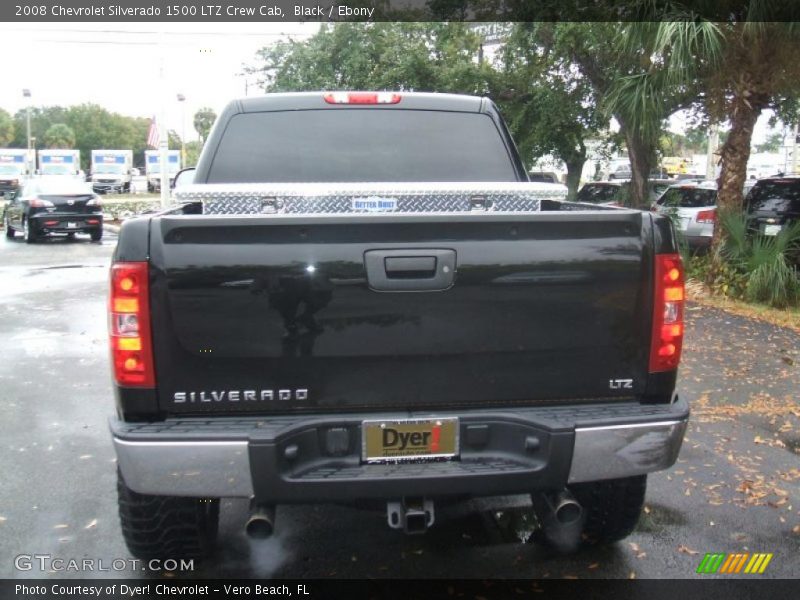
(654, 181), (717, 248)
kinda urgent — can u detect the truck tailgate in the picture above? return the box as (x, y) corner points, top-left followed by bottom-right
(149, 211), (652, 414)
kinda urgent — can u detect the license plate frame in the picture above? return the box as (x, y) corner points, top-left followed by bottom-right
(763, 224), (781, 236)
(362, 417), (459, 463)
(66, 222), (78, 229)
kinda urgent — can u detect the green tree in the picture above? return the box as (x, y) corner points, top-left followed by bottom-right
(167, 129), (182, 151)
(0, 109), (14, 146)
(501, 23), (697, 207)
(494, 23), (607, 200)
(42, 123), (76, 148)
(609, 8), (800, 253)
(193, 108), (217, 145)
(755, 131), (785, 154)
(184, 140), (203, 167)
(250, 23), (489, 96)
(12, 106), (68, 150)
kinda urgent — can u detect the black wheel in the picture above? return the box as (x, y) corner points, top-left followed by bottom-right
(23, 218), (37, 244)
(117, 469), (219, 560)
(569, 475), (647, 546)
(147, 182), (154, 193)
(124, 182), (131, 193)
(4, 215), (14, 238)
(90, 228), (103, 242)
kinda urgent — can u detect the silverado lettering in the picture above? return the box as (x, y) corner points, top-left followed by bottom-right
(109, 91), (688, 561)
(173, 389), (308, 403)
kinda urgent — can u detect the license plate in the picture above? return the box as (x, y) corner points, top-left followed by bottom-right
(362, 418), (459, 463)
(66, 222), (78, 229)
(763, 224), (781, 236)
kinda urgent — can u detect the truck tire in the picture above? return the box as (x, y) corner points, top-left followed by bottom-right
(569, 475), (647, 546)
(4, 215), (14, 238)
(90, 228), (103, 242)
(117, 470), (220, 560)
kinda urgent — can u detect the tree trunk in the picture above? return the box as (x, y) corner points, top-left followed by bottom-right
(624, 130), (654, 209)
(564, 157), (585, 202)
(711, 98), (762, 249)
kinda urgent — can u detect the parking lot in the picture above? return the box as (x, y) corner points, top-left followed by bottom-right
(0, 233), (798, 579)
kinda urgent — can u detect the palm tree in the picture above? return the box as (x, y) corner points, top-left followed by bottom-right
(42, 123), (76, 148)
(607, 6), (800, 252)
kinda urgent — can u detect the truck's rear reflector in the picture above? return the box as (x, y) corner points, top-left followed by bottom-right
(110, 262), (155, 387)
(323, 92), (401, 105)
(649, 254), (685, 372)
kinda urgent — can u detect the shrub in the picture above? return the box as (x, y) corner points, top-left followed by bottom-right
(718, 211), (800, 308)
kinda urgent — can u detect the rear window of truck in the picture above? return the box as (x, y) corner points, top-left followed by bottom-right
(206, 110), (517, 183)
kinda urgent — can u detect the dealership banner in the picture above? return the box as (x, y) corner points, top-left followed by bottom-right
(3, 0), (800, 22)
(3, 579), (800, 600)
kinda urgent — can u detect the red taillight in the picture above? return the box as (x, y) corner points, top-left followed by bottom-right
(110, 262), (155, 387)
(323, 92), (401, 105)
(44, 220), (58, 226)
(29, 198), (53, 208)
(87, 218), (100, 224)
(649, 253), (685, 373)
(696, 209), (716, 224)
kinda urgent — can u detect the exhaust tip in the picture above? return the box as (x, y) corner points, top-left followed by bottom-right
(245, 516), (274, 539)
(555, 501), (582, 525)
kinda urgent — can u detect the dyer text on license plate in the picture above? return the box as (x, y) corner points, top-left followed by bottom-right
(362, 418), (459, 463)
(67, 222), (77, 229)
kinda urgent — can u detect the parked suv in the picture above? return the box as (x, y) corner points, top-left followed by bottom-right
(745, 176), (800, 263)
(654, 181), (717, 248)
(745, 176), (800, 235)
(578, 179), (673, 209)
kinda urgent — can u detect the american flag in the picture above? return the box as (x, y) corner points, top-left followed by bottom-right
(146, 117), (159, 149)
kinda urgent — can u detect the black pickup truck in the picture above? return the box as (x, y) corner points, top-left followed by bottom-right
(109, 92), (688, 559)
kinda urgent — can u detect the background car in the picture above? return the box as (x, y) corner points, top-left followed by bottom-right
(745, 176), (800, 263)
(577, 179), (671, 209)
(654, 181), (717, 248)
(576, 181), (627, 206)
(528, 170), (562, 184)
(4, 178), (103, 243)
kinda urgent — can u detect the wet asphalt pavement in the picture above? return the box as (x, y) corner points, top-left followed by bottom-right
(0, 232), (798, 580)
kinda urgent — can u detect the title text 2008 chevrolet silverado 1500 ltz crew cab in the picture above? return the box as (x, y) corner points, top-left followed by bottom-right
(108, 92), (688, 559)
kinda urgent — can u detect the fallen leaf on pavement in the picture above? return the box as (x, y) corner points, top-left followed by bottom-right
(678, 545), (699, 555)
(85, 519), (97, 529)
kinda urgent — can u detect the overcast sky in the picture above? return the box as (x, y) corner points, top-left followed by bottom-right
(0, 22), (319, 142)
(0, 22), (782, 148)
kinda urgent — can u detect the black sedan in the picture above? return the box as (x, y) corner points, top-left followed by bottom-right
(4, 178), (103, 243)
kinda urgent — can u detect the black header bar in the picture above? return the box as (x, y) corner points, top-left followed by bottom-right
(3, 0), (800, 23)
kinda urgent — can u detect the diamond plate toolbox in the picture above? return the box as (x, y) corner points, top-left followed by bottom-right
(173, 182), (566, 215)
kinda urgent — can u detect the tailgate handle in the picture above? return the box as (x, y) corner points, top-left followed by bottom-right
(365, 249), (456, 292)
(384, 256), (436, 278)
